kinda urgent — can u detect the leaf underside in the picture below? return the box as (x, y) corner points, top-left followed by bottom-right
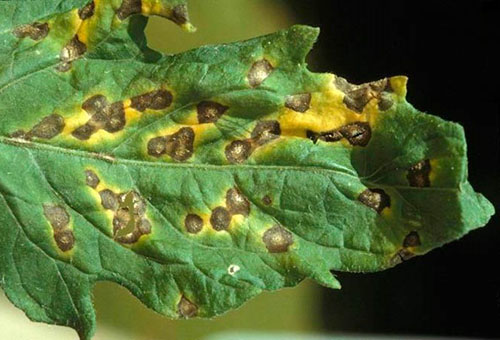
(0, 1), (494, 339)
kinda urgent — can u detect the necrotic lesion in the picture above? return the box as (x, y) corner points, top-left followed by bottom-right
(78, 1), (95, 20)
(116, 0), (142, 20)
(407, 159), (431, 187)
(43, 204), (75, 251)
(307, 121), (371, 146)
(13, 22), (49, 40)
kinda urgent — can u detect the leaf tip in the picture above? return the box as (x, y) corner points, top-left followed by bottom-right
(322, 274), (342, 290)
(309, 270), (342, 290)
(389, 75), (408, 98)
(181, 22), (197, 33)
(289, 24), (320, 46)
(281, 25), (320, 62)
(473, 191), (496, 226)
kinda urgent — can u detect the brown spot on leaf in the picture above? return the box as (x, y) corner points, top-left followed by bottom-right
(85, 170), (100, 188)
(185, 214), (203, 234)
(82, 95), (108, 115)
(110, 191), (151, 243)
(407, 159), (431, 188)
(334, 76), (368, 113)
(116, 0), (142, 20)
(403, 231), (421, 248)
(248, 59), (273, 88)
(113, 208), (133, 235)
(306, 130), (319, 143)
(12, 114), (65, 140)
(13, 22), (49, 40)
(43, 204), (75, 251)
(165, 127), (195, 161)
(137, 218), (152, 235)
(224, 119), (282, 162)
(344, 88), (371, 113)
(115, 231), (142, 244)
(172, 4), (189, 25)
(339, 122), (371, 146)
(285, 93), (311, 113)
(78, 1), (95, 20)
(308, 121), (371, 146)
(321, 130), (344, 143)
(358, 188), (391, 214)
(262, 225), (293, 253)
(103, 102), (126, 132)
(147, 136), (167, 157)
(396, 248), (415, 262)
(29, 114), (65, 139)
(59, 35), (86, 71)
(378, 92), (394, 111)
(66, 35), (86, 56)
(54, 229), (75, 252)
(131, 90), (173, 112)
(251, 120), (281, 146)
(43, 204), (70, 231)
(72, 123), (95, 140)
(262, 195), (272, 205)
(225, 140), (252, 164)
(86, 112), (108, 129)
(335, 76), (391, 113)
(10, 130), (29, 139)
(88, 113), (108, 129)
(226, 188), (250, 216)
(210, 207), (231, 231)
(389, 248), (416, 266)
(118, 191), (146, 216)
(99, 189), (118, 210)
(307, 129), (342, 144)
(178, 296), (198, 318)
(95, 184), (151, 244)
(56, 62), (72, 73)
(368, 78), (388, 93)
(196, 101), (228, 123)
(73, 95), (127, 139)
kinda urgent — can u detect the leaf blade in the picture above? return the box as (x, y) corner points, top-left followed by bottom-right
(0, 1), (494, 339)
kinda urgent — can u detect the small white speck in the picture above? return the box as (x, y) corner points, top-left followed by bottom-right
(227, 264), (240, 276)
(60, 47), (70, 60)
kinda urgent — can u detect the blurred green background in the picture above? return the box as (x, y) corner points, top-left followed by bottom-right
(145, 0), (295, 54)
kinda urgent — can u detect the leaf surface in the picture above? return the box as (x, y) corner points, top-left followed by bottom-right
(0, 1), (494, 338)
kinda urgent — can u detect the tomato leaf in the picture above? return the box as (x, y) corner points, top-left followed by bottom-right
(0, 1), (494, 339)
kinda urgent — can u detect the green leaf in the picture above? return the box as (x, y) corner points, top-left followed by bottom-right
(0, 1), (494, 339)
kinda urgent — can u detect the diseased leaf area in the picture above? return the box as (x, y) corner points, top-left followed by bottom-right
(0, 1), (494, 339)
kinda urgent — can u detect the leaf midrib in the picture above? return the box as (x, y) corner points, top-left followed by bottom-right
(0, 137), (465, 195)
(0, 136), (359, 177)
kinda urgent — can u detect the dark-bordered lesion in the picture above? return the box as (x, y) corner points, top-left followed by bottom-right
(334, 75), (394, 113)
(307, 121), (372, 147)
(116, 0), (142, 20)
(358, 188), (391, 214)
(43, 204), (75, 252)
(225, 120), (281, 164)
(10, 114), (65, 141)
(72, 95), (126, 140)
(147, 126), (195, 161)
(12, 22), (49, 41)
(84, 169), (152, 244)
(407, 159), (431, 187)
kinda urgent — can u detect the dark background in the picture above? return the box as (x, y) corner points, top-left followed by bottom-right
(288, 0), (500, 338)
